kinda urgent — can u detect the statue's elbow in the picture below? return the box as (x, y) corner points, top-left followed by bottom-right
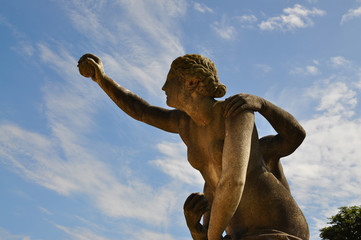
(297, 126), (306, 145)
(284, 126), (306, 156)
(287, 128), (306, 156)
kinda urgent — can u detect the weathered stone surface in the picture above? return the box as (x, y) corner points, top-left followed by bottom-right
(79, 53), (309, 240)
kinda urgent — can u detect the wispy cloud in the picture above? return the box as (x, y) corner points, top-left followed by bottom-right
(61, 0), (186, 96)
(0, 45), (180, 228)
(39, 207), (53, 215)
(308, 80), (357, 116)
(330, 56), (351, 67)
(341, 6), (361, 24)
(276, 57), (361, 239)
(236, 14), (258, 29)
(193, 2), (214, 14)
(0, 14), (34, 57)
(238, 14), (258, 23)
(290, 65), (319, 75)
(259, 4), (325, 31)
(130, 229), (177, 240)
(151, 141), (203, 185)
(254, 64), (272, 73)
(64, 0), (116, 46)
(0, 227), (31, 240)
(56, 225), (109, 240)
(211, 17), (236, 40)
(1, 1), (196, 237)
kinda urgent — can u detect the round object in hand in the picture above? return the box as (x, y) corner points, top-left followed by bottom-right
(78, 53), (98, 78)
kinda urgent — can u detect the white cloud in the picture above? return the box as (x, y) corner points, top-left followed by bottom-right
(0, 227), (31, 240)
(259, 4), (325, 31)
(64, 0), (116, 46)
(238, 14), (258, 23)
(1, 2), (199, 237)
(101, 52), (168, 96)
(263, 56), (361, 239)
(196, 46), (214, 60)
(56, 225), (109, 240)
(211, 19), (236, 40)
(236, 14), (258, 28)
(115, 0), (186, 52)
(193, 2), (214, 14)
(0, 46), (181, 227)
(290, 65), (319, 75)
(254, 64), (272, 73)
(0, 14), (34, 57)
(307, 80), (357, 116)
(287, 112), (361, 238)
(39, 207), (53, 215)
(356, 73), (361, 90)
(330, 56), (351, 67)
(278, 61), (361, 239)
(151, 141), (203, 186)
(0, 116), (179, 226)
(306, 65), (318, 75)
(61, 0), (186, 96)
(341, 6), (361, 24)
(130, 229), (177, 240)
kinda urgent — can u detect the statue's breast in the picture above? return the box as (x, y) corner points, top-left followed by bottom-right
(187, 146), (205, 171)
(179, 115), (224, 175)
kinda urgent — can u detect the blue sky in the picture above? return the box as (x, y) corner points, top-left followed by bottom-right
(1, 0), (361, 239)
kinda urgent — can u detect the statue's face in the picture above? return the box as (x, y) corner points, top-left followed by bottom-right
(162, 69), (186, 109)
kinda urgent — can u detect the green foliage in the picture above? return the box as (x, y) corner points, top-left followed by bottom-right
(320, 205), (361, 240)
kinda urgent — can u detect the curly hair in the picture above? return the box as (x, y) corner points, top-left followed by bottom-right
(170, 54), (227, 98)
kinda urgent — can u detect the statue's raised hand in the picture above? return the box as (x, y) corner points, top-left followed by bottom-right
(184, 193), (209, 240)
(224, 93), (265, 118)
(78, 53), (105, 83)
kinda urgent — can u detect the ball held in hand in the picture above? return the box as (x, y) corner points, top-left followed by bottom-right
(78, 53), (99, 78)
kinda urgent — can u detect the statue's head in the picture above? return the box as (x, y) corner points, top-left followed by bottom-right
(166, 54), (227, 99)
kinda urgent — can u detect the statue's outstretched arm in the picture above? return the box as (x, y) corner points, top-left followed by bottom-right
(79, 54), (183, 133)
(224, 93), (305, 159)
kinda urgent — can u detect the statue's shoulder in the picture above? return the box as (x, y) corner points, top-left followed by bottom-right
(177, 110), (191, 129)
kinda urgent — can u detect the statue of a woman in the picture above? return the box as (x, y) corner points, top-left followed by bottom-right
(79, 53), (309, 240)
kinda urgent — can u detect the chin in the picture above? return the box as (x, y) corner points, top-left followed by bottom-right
(166, 98), (172, 106)
(167, 102), (175, 108)
(166, 100), (176, 108)
(166, 99), (171, 107)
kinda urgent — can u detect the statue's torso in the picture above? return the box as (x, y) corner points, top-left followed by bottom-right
(178, 102), (225, 190)
(178, 102), (309, 240)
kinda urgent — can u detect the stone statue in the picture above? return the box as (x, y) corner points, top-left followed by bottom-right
(78, 53), (309, 240)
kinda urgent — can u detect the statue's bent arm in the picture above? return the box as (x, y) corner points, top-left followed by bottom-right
(207, 110), (255, 240)
(258, 99), (306, 159)
(224, 93), (304, 194)
(224, 93), (305, 160)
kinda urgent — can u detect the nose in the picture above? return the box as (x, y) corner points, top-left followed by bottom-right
(162, 81), (168, 91)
